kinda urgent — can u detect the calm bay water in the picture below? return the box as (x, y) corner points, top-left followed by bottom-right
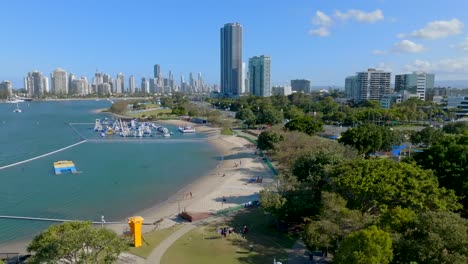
(0, 100), (219, 243)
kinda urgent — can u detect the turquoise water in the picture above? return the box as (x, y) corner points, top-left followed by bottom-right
(0, 101), (219, 243)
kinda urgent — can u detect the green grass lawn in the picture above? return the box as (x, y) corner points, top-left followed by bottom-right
(127, 224), (183, 258)
(162, 208), (296, 264)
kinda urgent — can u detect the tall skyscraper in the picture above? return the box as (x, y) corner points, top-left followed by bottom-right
(248, 55), (271, 97)
(168, 70), (174, 89)
(354, 68), (391, 101)
(42, 76), (49, 93)
(395, 72), (434, 100)
(141, 77), (149, 93)
(197, 72), (203, 92)
(220, 22), (243, 97)
(68, 73), (76, 93)
(129, 75), (136, 94)
(51, 68), (68, 95)
(116, 73), (125, 94)
(154, 64), (160, 78)
(291, 79), (311, 93)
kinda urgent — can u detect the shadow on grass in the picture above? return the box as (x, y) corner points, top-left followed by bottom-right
(225, 208), (297, 264)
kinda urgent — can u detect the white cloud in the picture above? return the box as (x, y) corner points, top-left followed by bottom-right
(309, 27), (330, 37)
(405, 57), (468, 78)
(391, 40), (425, 53)
(313, 11), (332, 27)
(309, 11), (333, 37)
(455, 37), (468, 51)
(376, 62), (393, 72)
(372, 49), (387, 55)
(334, 9), (384, 23)
(410, 18), (464, 40)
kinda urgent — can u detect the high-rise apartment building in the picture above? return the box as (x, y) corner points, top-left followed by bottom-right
(154, 64), (160, 78)
(68, 73), (75, 93)
(116, 73), (125, 94)
(129, 75), (136, 94)
(291, 79), (311, 93)
(395, 72), (434, 101)
(51, 68), (68, 95)
(248, 55), (271, 97)
(351, 69), (391, 102)
(141, 77), (149, 93)
(0, 80), (13, 97)
(220, 22), (242, 97)
(24, 70), (46, 97)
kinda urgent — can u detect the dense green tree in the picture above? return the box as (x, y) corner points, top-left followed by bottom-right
(339, 123), (400, 158)
(443, 121), (468, 134)
(331, 159), (461, 213)
(303, 192), (375, 254)
(284, 105), (303, 120)
(379, 206), (417, 233)
(412, 133), (468, 209)
(334, 226), (393, 264)
(409, 127), (444, 146)
(257, 130), (284, 151)
(257, 106), (284, 125)
(289, 93), (312, 112)
(27, 221), (128, 264)
(291, 151), (341, 183)
(393, 211), (468, 264)
(285, 115), (323, 136)
(235, 108), (256, 128)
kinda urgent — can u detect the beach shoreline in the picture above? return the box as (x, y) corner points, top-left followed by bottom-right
(0, 119), (271, 255)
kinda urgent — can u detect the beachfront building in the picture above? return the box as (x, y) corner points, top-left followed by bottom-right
(129, 75), (136, 94)
(248, 55), (271, 97)
(51, 68), (68, 95)
(0, 80), (13, 97)
(116, 73), (125, 94)
(24, 70), (47, 97)
(220, 22), (243, 97)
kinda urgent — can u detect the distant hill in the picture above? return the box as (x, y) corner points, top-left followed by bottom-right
(435, 80), (468, 88)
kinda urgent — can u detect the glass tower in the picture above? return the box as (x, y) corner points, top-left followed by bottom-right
(220, 23), (243, 97)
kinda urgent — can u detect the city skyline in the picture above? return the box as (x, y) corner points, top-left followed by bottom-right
(1, 0), (468, 88)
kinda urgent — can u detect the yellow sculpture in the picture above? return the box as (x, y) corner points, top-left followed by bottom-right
(128, 216), (144, 247)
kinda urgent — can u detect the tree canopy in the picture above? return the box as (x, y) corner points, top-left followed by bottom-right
(393, 211), (468, 264)
(412, 133), (468, 209)
(330, 159), (461, 213)
(409, 126), (444, 146)
(334, 226), (393, 264)
(284, 115), (324, 136)
(339, 123), (401, 158)
(257, 130), (284, 151)
(27, 221), (128, 264)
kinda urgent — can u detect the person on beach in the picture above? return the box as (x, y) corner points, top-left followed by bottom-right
(222, 196), (227, 202)
(189, 192), (193, 199)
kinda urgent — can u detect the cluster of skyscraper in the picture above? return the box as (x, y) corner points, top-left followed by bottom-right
(345, 69), (435, 108)
(18, 65), (212, 97)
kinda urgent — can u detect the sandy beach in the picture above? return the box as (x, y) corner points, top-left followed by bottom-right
(0, 119), (273, 254)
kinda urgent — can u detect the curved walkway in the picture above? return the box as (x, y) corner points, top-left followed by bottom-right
(145, 223), (196, 264)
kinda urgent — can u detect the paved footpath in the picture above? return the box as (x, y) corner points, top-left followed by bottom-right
(287, 239), (311, 264)
(145, 223), (196, 264)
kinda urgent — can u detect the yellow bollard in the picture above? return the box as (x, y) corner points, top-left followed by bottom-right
(128, 216), (144, 247)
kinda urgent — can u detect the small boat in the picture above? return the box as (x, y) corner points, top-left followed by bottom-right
(13, 103), (22, 113)
(178, 124), (195, 133)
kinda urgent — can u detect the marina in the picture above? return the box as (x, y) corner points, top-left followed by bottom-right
(0, 100), (217, 244)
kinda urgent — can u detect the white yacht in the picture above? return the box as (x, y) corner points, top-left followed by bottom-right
(13, 103), (22, 113)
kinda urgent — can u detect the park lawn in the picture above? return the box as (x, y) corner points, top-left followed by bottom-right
(127, 224), (183, 258)
(162, 208), (296, 264)
(128, 108), (172, 118)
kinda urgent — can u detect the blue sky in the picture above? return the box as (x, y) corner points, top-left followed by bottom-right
(1, 0), (468, 88)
